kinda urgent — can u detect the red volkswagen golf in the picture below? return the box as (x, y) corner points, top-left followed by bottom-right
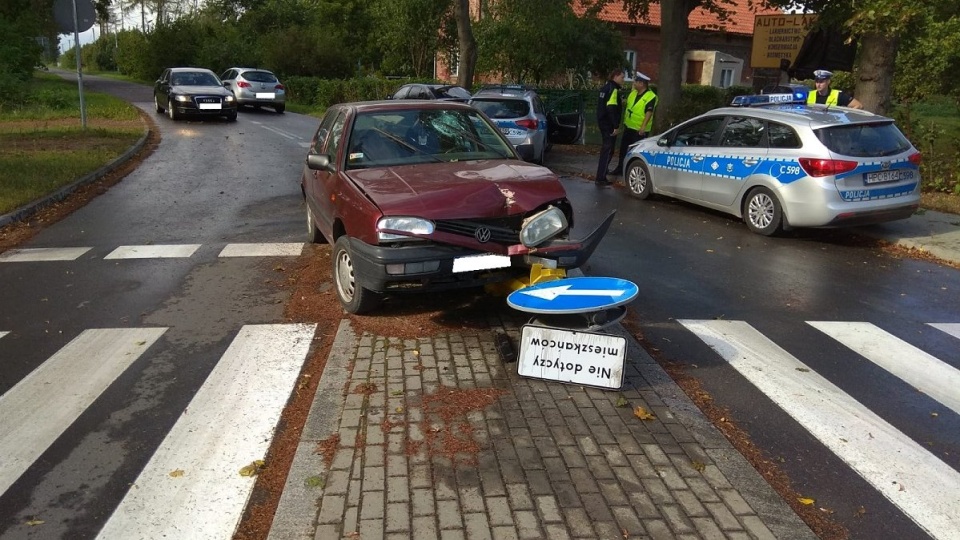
(301, 100), (613, 314)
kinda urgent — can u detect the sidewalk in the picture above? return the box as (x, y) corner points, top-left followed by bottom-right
(268, 148), (960, 540)
(270, 316), (816, 540)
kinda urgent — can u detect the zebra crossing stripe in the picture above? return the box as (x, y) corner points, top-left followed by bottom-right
(104, 244), (202, 259)
(0, 328), (167, 496)
(0, 247), (92, 262)
(96, 323), (316, 540)
(680, 319), (960, 540)
(218, 243), (304, 257)
(808, 321), (960, 415)
(928, 322), (960, 341)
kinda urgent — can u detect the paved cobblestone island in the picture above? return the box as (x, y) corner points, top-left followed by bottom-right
(268, 304), (817, 540)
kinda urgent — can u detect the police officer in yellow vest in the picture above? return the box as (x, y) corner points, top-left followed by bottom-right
(613, 72), (657, 176)
(807, 69), (862, 109)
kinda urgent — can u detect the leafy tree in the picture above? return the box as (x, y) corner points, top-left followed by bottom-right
(369, 0), (451, 77)
(474, 0), (622, 84)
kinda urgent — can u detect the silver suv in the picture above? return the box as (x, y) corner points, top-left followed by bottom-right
(469, 85), (584, 164)
(219, 67), (286, 113)
(622, 92), (921, 235)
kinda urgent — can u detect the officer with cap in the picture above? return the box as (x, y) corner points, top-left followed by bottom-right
(807, 69), (862, 109)
(613, 72), (657, 176)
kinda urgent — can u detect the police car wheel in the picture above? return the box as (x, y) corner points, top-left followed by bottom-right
(744, 187), (783, 236)
(333, 236), (382, 314)
(626, 160), (652, 200)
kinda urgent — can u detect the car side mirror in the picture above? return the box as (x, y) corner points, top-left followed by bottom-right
(306, 153), (334, 172)
(223, 82), (229, 87)
(657, 136), (669, 147)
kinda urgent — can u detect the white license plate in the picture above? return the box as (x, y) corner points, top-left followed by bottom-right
(499, 127), (526, 137)
(255, 92), (276, 99)
(452, 254), (511, 273)
(865, 169), (910, 184)
(198, 103), (222, 110)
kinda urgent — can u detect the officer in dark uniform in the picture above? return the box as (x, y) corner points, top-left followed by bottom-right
(595, 69), (625, 186)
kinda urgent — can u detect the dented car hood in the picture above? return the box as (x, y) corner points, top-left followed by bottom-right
(345, 160), (567, 218)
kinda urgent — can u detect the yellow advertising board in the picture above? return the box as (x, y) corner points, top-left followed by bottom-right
(751, 14), (816, 68)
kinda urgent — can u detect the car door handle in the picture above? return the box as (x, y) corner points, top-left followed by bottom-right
(691, 155), (704, 163)
(742, 157), (759, 166)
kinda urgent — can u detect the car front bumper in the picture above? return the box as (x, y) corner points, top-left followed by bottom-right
(346, 211), (615, 294)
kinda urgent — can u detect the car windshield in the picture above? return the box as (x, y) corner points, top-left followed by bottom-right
(172, 72), (220, 86)
(470, 99), (530, 119)
(815, 122), (913, 157)
(345, 108), (515, 170)
(242, 71), (278, 83)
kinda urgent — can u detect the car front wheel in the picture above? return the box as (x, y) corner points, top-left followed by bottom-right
(154, 95), (164, 113)
(167, 99), (179, 121)
(744, 187), (783, 236)
(626, 160), (653, 199)
(333, 236), (381, 314)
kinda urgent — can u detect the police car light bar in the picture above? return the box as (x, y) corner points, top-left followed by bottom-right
(731, 91), (808, 107)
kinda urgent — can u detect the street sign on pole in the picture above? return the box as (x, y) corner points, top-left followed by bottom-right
(53, 0), (94, 129)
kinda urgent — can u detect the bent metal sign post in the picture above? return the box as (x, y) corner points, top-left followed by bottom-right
(517, 325), (626, 390)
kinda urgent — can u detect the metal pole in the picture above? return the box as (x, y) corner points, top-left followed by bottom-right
(71, 0), (87, 129)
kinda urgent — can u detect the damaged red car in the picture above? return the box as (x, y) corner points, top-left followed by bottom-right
(301, 100), (613, 314)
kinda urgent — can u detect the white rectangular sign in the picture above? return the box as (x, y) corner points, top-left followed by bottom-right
(517, 325), (625, 389)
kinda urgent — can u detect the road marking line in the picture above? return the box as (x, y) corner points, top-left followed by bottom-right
(257, 124), (298, 140)
(0, 328), (167, 495)
(96, 323), (316, 540)
(0, 247), (92, 262)
(0, 331), (7, 339)
(680, 319), (960, 540)
(104, 244), (202, 259)
(218, 243), (304, 257)
(809, 321), (960, 415)
(929, 323), (960, 341)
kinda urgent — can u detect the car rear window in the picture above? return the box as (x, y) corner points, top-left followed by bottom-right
(436, 86), (471, 100)
(815, 122), (913, 157)
(242, 71), (278, 83)
(470, 99), (530, 119)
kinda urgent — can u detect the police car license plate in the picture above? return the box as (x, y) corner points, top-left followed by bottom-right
(198, 103), (222, 110)
(452, 254), (511, 273)
(499, 127), (526, 137)
(865, 170), (910, 184)
(255, 92), (275, 99)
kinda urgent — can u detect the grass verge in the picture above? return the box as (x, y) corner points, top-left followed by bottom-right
(0, 74), (144, 215)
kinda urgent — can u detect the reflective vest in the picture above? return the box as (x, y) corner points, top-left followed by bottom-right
(624, 89), (657, 132)
(807, 89), (840, 106)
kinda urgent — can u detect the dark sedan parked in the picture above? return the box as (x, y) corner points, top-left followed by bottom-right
(154, 67), (238, 121)
(388, 83), (472, 101)
(301, 100), (613, 314)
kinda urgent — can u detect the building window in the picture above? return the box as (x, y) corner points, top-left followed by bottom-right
(449, 49), (459, 77)
(624, 50), (636, 74)
(720, 68), (734, 88)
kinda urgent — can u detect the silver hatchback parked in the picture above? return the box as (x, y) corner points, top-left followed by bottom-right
(622, 93), (921, 235)
(220, 67), (286, 113)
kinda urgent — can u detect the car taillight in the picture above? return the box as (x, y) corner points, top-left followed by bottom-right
(275, 84), (285, 90)
(908, 151), (922, 165)
(798, 158), (858, 177)
(515, 118), (538, 130)
(237, 81), (251, 88)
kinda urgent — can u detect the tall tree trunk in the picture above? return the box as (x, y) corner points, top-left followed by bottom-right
(856, 32), (898, 115)
(454, 0), (476, 89)
(656, 0), (696, 132)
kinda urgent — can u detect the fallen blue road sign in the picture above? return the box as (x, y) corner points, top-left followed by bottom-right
(507, 277), (639, 314)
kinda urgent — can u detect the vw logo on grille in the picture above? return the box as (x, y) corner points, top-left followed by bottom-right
(474, 226), (492, 243)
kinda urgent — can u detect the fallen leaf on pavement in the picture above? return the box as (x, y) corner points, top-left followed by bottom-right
(615, 395), (629, 408)
(798, 497), (815, 505)
(25, 519), (44, 526)
(633, 406), (656, 421)
(239, 460), (265, 477)
(169, 469), (185, 478)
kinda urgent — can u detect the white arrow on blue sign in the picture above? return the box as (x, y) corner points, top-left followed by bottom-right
(507, 277), (639, 314)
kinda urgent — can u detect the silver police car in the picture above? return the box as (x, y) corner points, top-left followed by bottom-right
(622, 92), (921, 235)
